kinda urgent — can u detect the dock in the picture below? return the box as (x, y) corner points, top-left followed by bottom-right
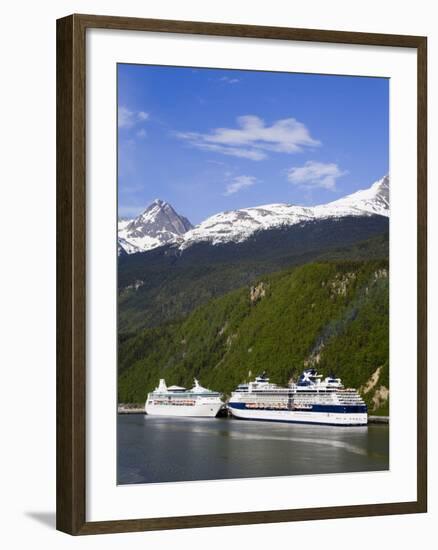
(118, 405), (145, 414)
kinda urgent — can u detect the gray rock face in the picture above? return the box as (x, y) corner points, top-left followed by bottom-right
(118, 199), (193, 254)
(127, 199), (192, 239)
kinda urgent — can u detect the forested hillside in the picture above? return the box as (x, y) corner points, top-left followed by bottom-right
(118, 260), (389, 415)
(118, 216), (388, 333)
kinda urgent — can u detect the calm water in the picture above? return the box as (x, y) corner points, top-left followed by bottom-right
(117, 414), (389, 485)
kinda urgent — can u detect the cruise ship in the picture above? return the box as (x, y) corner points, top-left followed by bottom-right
(145, 378), (224, 417)
(228, 369), (367, 426)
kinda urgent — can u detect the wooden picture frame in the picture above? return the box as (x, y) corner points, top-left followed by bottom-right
(56, 13), (427, 535)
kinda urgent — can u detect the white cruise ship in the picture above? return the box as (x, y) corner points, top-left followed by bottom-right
(145, 378), (224, 417)
(228, 369), (367, 426)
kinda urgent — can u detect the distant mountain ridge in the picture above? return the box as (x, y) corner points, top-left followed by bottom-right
(180, 175), (389, 248)
(118, 175), (389, 254)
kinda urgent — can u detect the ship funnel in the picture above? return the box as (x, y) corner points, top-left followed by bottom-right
(157, 379), (167, 391)
(193, 378), (207, 392)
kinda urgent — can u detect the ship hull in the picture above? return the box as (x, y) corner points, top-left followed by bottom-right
(145, 401), (223, 418)
(228, 405), (367, 426)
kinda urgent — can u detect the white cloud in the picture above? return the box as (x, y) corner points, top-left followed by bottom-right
(219, 76), (240, 84)
(190, 141), (267, 161)
(287, 161), (347, 190)
(118, 107), (134, 128)
(176, 115), (319, 161)
(118, 106), (149, 128)
(224, 175), (257, 196)
(136, 129), (147, 138)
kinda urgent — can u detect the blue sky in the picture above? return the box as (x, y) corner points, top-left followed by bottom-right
(118, 64), (389, 224)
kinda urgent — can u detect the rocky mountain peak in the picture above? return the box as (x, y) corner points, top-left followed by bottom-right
(118, 199), (193, 255)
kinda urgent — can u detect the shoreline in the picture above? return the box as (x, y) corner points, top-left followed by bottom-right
(368, 415), (389, 424)
(117, 405), (389, 423)
(118, 405), (144, 414)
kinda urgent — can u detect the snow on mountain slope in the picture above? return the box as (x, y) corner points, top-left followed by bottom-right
(179, 204), (315, 248)
(118, 199), (193, 254)
(118, 176), (389, 254)
(179, 175), (389, 248)
(314, 175), (389, 218)
(118, 218), (132, 232)
(118, 237), (142, 256)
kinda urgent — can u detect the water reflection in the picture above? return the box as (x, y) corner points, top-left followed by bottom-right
(117, 414), (389, 485)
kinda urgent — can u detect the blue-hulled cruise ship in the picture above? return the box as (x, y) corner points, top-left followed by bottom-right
(228, 369), (367, 426)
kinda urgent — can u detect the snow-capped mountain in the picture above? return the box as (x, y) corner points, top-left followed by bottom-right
(314, 175), (389, 218)
(179, 175), (389, 248)
(118, 199), (193, 255)
(118, 176), (389, 254)
(118, 236), (142, 256)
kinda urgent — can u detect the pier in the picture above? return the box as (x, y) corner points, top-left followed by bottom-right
(118, 404), (145, 414)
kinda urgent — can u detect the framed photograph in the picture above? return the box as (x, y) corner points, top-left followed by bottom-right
(56, 14), (427, 535)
